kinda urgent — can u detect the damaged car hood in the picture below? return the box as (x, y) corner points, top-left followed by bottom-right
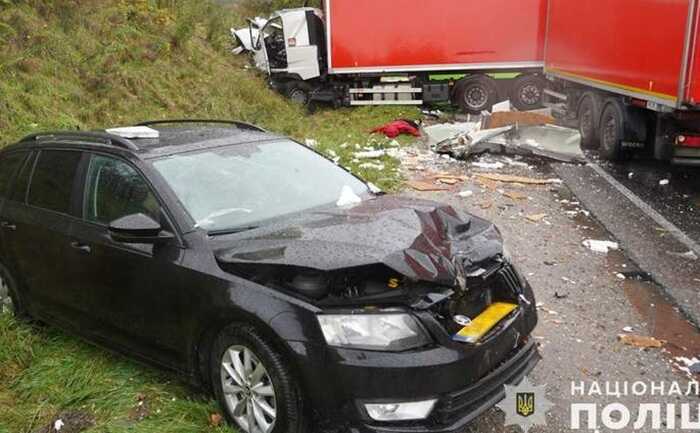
(214, 196), (503, 286)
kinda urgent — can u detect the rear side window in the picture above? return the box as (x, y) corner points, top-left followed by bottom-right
(28, 150), (82, 214)
(0, 152), (27, 198)
(83, 154), (160, 224)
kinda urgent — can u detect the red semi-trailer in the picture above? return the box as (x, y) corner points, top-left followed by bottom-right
(544, 0), (700, 164)
(239, 0), (548, 112)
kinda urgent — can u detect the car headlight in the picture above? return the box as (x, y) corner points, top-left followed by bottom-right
(317, 313), (431, 351)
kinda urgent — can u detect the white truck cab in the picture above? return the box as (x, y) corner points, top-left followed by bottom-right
(250, 8), (323, 82)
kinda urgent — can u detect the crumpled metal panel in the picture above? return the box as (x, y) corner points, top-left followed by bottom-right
(215, 196), (503, 286)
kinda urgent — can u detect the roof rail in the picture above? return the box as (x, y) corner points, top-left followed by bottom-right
(137, 119), (267, 132)
(18, 131), (139, 151)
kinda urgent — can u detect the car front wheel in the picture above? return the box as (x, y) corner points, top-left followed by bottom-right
(211, 324), (305, 433)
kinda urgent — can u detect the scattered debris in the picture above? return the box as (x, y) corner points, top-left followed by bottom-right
(355, 149), (386, 159)
(129, 393), (150, 422)
(582, 239), (620, 254)
(209, 413), (224, 427)
(659, 179), (670, 186)
(479, 201), (493, 209)
(491, 100), (513, 112)
(437, 177), (460, 185)
(336, 185), (363, 207)
(502, 191), (527, 200)
(666, 250), (699, 261)
(554, 292), (568, 299)
(485, 111), (556, 129)
(407, 180), (450, 192)
(622, 326), (634, 333)
(458, 190), (474, 198)
(423, 122), (480, 147)
(304, 138), (318, 148)
(371, 120), (421, 138)
(615, 273), (627, 280)
(358, 162), (385, 171)
(475, 173), (561, 185)
(617, 334), (665, 349)
(471, 161), (505, 170)
(35, 411), (95, 433)
(526, 213), (548, 222)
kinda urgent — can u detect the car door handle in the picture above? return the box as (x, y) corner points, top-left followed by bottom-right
(0, 221), (16, 231)
(70, 241), (92, 254)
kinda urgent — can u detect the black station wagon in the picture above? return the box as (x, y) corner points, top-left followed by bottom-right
(0, 120), (539, 433)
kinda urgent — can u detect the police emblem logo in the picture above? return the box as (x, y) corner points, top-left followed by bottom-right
(496, 377), (553, 432)
(516, 392), (535, 417)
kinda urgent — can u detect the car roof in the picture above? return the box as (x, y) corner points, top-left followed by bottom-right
(9, 120), (285, 160)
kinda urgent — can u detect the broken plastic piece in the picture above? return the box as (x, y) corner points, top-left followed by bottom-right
(336, 185), (362, 207)
(582, 239), (619, 254)
(617, 334), (665, 348)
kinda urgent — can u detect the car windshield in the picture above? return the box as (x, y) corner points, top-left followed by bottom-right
(152, 140), (369, 233)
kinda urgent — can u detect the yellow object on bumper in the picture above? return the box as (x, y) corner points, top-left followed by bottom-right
(452, 302), (518, 343)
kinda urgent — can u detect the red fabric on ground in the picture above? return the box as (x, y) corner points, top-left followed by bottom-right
(371, 120), (421, 138)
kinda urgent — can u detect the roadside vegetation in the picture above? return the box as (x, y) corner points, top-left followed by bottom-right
(0, 1), (417, 432)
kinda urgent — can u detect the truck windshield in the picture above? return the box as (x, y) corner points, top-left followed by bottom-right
(152, 140), (369, 233)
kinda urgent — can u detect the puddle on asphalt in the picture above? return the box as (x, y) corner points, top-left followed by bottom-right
(555, 183), (700, 376)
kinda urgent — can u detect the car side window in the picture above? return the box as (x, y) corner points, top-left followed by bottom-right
(0, 152), (27, 198)
(83, 154), (160, 225)
(28, 150), (82, 214)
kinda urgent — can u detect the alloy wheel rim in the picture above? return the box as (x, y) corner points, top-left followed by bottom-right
(221, 345), (277, 433)
(519, 84), (541, 106)
(465, 86), (488, 110)
(0, 272), (13, 314)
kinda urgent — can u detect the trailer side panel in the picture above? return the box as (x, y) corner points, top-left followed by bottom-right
(545, 0), (691, 107)
(326, 0), (547, 74)
(688, 0), (700, 105)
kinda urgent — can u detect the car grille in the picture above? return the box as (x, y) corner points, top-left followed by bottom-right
(497, 262), (522, 293)
(432, 340), (540, 425)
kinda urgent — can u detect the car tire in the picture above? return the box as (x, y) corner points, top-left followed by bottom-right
(578, 92), (603, 149)
(0, 261), (30, 320)
(510, 74), (545, 111)
(211, 324), (306, 433)
(454, 75), (499, 114)
(599, 99), (630, 161)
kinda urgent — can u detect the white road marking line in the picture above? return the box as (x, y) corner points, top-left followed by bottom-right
(588, 162), (700, 256)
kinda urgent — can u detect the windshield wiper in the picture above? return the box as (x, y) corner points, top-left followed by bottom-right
(208, 226), (259, 236)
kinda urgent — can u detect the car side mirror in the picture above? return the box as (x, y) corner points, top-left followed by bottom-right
(109, 213), (174, 245)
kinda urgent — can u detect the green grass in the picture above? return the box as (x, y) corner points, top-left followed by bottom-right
(0, 0), (418, 191)
(0, 1), (420, 432)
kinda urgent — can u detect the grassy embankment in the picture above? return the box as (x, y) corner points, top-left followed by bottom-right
(0, 1), (418, 432)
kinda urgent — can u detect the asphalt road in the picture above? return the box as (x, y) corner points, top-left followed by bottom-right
(400, 149), (700, 433)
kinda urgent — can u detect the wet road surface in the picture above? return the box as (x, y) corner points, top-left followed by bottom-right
(597, 158), (700, 244)
(400, 148), (700, 433)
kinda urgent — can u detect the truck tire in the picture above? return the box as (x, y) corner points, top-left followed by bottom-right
(510, 74), (544, 111)
(577, 92), (603, 149)
(285, 81), (312, 106)
(454, 75), (499, 114)
(599, 99), (630, 161)
(211, 324), (306, 433)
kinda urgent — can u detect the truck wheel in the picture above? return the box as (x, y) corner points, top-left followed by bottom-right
(510, 74), (544, 111)
(578, 92), (603, 149)
(599, 99), (630, 161)
(454, 75), (499, 114)
(285, 81), (311, 106)
(211, 324), (306, 433)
